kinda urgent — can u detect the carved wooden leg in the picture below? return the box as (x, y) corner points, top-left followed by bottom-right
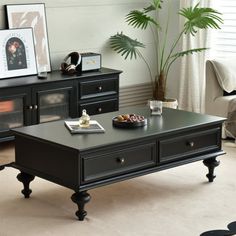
(71, 191), (91, 221)
(203, 157), (220, 182)
(17, 172), (35, 198)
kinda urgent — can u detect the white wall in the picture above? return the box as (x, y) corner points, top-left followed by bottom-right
(0, 0), (180, 98)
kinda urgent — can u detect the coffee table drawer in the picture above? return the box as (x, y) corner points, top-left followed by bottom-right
(159, 128), (221, 163)
(82, 141), (156, 183)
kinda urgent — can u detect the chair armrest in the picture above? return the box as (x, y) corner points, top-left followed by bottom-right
(205, 60), (224, 115)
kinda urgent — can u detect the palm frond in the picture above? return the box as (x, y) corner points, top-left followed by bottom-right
(171, 48), (208, 59)
(126, 10), (158, 29)
(153, 0), (163, 9)
(144, 0), (163, 12)
(110, 33), (145, 60)
(144, 5), (156, 13)
(179, 3), (223, 36)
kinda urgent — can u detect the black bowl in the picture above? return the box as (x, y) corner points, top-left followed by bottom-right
(112, 116), (147, 129)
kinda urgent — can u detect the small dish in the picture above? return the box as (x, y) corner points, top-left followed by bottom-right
(112, 114), (147, 128)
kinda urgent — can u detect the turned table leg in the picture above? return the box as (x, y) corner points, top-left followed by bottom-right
(71, 191), (91, 221)
(203, 157), (220, 182)
(17, 172), (35, 198)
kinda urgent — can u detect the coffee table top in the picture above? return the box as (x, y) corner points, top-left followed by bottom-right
(13, 107), (225, 152)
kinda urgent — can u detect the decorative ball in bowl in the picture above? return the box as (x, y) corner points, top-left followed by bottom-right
(112, 114), (147, 128)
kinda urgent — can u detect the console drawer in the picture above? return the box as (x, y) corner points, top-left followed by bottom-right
(159, 128), (221, 163)
(79, 77), (118, 100)
(82, 141), (156, 183)
(79, 98), (118, 115)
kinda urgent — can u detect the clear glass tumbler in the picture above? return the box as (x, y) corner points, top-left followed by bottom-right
(149, 100), (162, 115)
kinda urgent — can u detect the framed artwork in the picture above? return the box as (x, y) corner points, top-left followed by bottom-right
(0, 28), (37, 79)
(6, 3), (51, 72)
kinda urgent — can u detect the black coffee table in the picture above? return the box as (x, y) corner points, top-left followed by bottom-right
(11, 106), (225, 220)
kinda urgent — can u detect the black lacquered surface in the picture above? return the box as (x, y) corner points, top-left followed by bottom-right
(0, 68), (122, 89)
(12, 106), (225, 152)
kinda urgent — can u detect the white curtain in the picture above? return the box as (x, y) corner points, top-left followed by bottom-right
(178, 0), (212, 113)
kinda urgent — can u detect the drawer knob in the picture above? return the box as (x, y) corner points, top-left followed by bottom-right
(34, 105), (38, 110)
(98, 86), (103, 92)
(98, 107), (102, 113)
(28, 105), (33, 110)
(117, 157), (125, 164)
(187, 141), (194, 147)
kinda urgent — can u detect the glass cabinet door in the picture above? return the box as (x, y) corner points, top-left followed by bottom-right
(39, 91), (69, 123)
(0, 88), (31, 141)
(32, 81), (77, 124)
(0, 99), (23, 130)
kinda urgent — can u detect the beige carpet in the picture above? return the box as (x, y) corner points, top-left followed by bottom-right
(0, 141), (15, 166)
(0, 140), (236, 236)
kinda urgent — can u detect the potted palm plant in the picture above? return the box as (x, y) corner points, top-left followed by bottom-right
(110, 0), (223, 107)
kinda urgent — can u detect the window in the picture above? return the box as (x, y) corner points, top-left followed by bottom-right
(211, 0), (236, 58)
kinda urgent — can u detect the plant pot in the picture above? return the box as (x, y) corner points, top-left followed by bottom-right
(162, 98), (178, 109)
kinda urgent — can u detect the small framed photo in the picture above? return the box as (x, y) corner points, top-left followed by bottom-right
(6, 3), (51, 72)
(0, 28), (37, 79)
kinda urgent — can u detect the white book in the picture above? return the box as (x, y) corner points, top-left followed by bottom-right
(64, 120), (105, 134)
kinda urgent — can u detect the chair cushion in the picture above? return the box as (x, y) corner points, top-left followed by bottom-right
(210, 59), (236, 93)
(213, 95), (236, 118)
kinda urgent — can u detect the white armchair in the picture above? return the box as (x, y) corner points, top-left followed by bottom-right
(205, 59), (236, 138)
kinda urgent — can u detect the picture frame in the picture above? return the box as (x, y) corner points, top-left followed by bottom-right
(0, 28), (37, 79)
(6, 3), (51, 72)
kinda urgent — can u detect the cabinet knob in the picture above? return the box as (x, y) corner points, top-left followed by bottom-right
(98, 107), (102, 113)
(28, 105), (33, 110)
(117, 157), (125, 165)
(34, 105), (38, 110)
(98, 86), (102, 92)
(187, 141), (194, 147)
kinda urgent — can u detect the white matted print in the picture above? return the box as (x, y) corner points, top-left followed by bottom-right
(0, 28), (37, 79)
(6, 3), (51, 72)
